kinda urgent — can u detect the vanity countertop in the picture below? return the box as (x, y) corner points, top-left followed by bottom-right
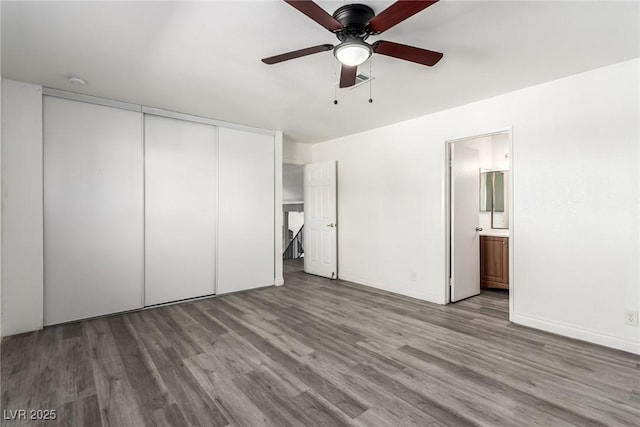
(480, 229), (509, 237)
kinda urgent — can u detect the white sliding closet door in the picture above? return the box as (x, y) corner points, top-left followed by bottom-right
(218, 128), (274, 294)
(144, 115), (217, 306)
(44, 97), (144, 325)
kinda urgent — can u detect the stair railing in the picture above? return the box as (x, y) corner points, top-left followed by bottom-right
(283, 225), (304, 259)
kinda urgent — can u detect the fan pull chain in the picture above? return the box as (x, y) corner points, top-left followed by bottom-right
(333, 58), (339, 105)
(368, 57), (373, 104)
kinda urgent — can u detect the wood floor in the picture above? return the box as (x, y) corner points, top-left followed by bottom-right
(2, 272), (639, 427)
(282, 258), (304, 274)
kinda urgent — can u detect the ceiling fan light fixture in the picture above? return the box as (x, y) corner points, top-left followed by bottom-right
(334, 40), (372, 66)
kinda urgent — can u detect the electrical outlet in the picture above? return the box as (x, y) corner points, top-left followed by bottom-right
(624, 310), (639, 326)
(409, 272), (417, 282)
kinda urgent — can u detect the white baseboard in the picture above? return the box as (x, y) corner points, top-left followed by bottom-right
(512, 312), (640, 355)
(2, 322), (44, 337)
(338, 273), (445, 305)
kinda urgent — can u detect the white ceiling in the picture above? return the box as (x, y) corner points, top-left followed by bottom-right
(2, 1), (639, 143)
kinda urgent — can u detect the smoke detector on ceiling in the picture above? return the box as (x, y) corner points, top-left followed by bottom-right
(68, 76), (87, 86)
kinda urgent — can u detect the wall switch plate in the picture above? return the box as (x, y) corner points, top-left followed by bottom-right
(409, 272), (417, 282)
(624, 310), (639, 326)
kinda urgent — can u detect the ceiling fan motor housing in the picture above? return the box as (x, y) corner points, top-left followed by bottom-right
(333, 4), (375, 41)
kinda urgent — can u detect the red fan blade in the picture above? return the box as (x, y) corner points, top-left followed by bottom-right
(284, 0), (343, 32)
(262, 44), (334, 64)
(339, 65), (357, 88)
(373, 40), (443, 66)
(367, 1), (439, 34)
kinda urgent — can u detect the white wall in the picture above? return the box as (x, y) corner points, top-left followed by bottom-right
(492, 133), (510, 171)
(459, 136), (493, 170)
(1, 80), (43, 336)
(313, 59), (640, 354)
(458, 134), (509, 172)
(314, 122), (446, 303)
(283, 140), (312, 165)
(283, 163), (304, 204)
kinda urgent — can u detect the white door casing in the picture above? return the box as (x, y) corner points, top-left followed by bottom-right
(451, 144), (481, 302)
(304, 161), (337, 279)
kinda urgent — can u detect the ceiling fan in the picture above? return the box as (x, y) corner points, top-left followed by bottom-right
(262, 0), (443, 88)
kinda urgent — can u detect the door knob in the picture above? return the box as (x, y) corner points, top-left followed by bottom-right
(327, 223), (336, 228)
(475, 227), (483, 232)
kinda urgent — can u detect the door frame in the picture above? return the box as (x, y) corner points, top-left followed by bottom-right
(444, 128), (514, 321)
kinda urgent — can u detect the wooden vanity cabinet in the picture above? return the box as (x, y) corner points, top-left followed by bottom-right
(480, 236), (509, 289)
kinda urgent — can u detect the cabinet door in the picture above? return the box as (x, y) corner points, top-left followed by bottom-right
(480, 236), (509, 289)
(44, 97), (144, 325)
(144, 115), (217, 306)
(218, 128), (274, 294)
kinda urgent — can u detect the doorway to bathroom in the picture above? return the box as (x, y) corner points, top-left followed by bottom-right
(445, 130), (513, 319)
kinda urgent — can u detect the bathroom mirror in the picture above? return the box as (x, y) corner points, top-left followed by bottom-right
(480, 171), (509, 229)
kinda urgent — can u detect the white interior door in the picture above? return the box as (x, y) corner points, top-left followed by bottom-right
(44, 97), (144, 325)
(451, 144), (481, 302)
(144, 115), (217, 306)
(304, 161), (337, 279)
(217, 127), (275, 294)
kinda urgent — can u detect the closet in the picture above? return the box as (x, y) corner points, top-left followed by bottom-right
(43, 97), (144, 325)
(144, 115), (217, 306)
(43, 93), (275, 325)
(218, 128), (275, 294)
